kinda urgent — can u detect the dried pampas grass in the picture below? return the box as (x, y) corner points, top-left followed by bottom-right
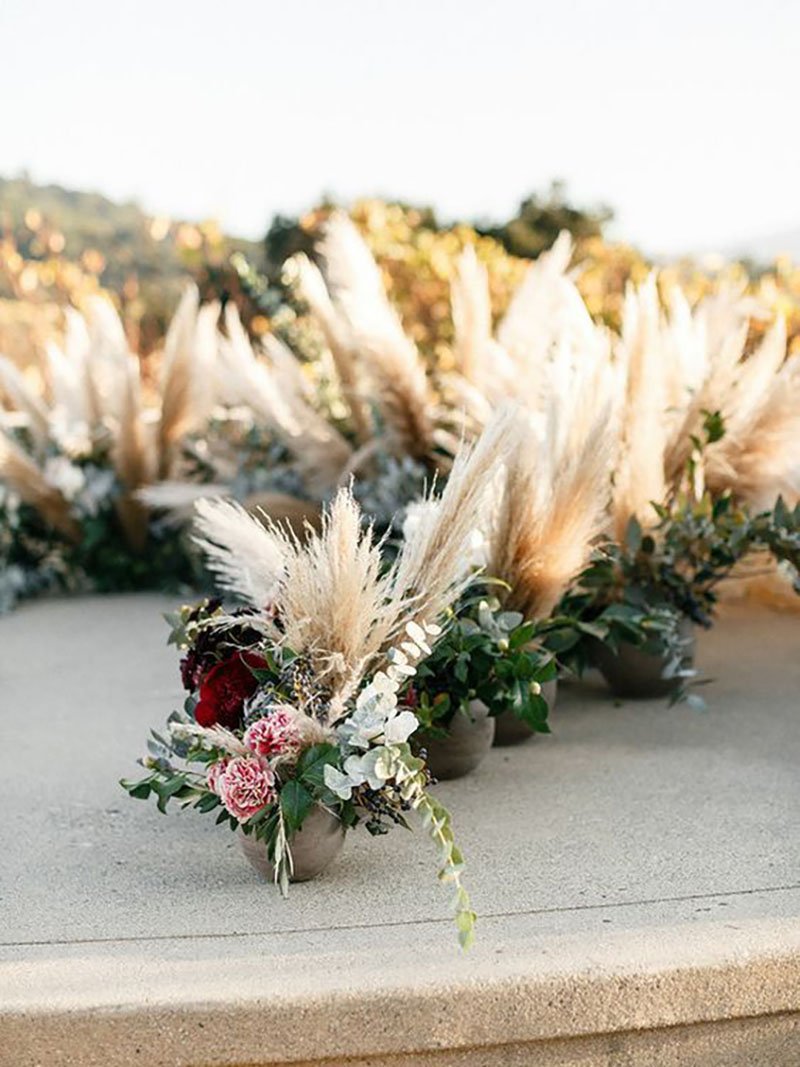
(193, 496), (289, 611)
(292, 253), (372, 442)
(487, 404), (612, 621)
(191, 416), (509, 710)
(388, 404), (515, 633)
(276, 489), (394, 700)
(157, 288), (218, 469)
(611, 278), (670, 539)
(315, 212), (436, 461)
(216, 304), (352, 494)
(0, 429), (81, 541)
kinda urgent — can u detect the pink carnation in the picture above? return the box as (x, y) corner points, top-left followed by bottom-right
(244, 706), (302, 758)
(216, 756), (277, 821)
(206, 757), (231, 796)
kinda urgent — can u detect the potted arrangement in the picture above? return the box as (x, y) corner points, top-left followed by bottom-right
(124, 591), (455, 891)
(0, 289), (216, 609)
(474, 405), (614, 742)
(559, 273), (800, 699)
(409, 595), (555, 776)
(122, 423), (512, 946)
(560, 490), (800, 701)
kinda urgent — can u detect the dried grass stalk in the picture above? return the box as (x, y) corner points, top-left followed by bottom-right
(388, 405), (516, 634)
(193, 496), (289, 612)
(318, 212), (435, 460)
(158, 288), (218, 471)
(488, 406), (612, 621)
(0, 429), (81, 542)
(611, 279), (670, 539)
(293, 253), (372, 442)
(0, 357), (50, 446)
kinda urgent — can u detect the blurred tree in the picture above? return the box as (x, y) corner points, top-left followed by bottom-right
(264, 198), (440, 276)
(478, 180), (614, 259)
(0, 174), (264, 351)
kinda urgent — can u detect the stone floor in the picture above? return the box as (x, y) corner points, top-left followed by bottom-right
(1, 594), (798, 1065)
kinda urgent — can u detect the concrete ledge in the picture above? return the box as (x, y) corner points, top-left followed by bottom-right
(3, 919), (800, 1065)
(1, 596), (799, 1065)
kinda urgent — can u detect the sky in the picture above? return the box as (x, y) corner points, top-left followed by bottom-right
(1, 0), (799, 257)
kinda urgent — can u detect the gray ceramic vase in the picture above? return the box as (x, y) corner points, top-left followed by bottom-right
(419, 699), (495, 780)
(238, 804), (345, 883)
(493, 678), (557, 746)
(592, 618), (696, 699)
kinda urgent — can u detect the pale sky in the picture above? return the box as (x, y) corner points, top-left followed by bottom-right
(1, 0), (798, 256)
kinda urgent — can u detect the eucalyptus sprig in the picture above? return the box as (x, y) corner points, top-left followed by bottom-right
(391, 745), (476, 949)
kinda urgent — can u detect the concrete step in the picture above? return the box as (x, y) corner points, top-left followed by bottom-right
(1, 595), (798, 1066)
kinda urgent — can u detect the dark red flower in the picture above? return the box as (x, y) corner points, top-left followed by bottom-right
(179, 604), (262, 693)
(194, 651), (265, 730)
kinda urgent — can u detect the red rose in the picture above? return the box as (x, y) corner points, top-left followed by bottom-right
(194, 651), (265, 730)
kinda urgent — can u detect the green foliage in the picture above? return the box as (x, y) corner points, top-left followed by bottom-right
(413, 597), (555, 734)
(0, 173), (263, 344)
(556, 493), (800, 697)
(389, 745), (476, 949)
(477, 180), (613, 260)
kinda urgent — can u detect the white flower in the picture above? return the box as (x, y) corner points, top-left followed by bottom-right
(323, 763), (358, 800)
(43, 456), (86, 501)
(324, 746), (402, 799)
(338, 674), (420, 752)
(338, 694), (394, 749)
(382, 709), (419, 745)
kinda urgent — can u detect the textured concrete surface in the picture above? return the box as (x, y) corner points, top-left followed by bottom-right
(0, 594), (798, 1065)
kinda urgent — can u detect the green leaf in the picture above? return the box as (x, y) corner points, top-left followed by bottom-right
(195, 791), (221, 813)
(296, 743), (341, 789)
(280, 780), (313, 834)
(121, 778), (152, 800)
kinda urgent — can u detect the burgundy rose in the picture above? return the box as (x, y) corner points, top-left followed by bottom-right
(194, 651), (265, 729)
(178, 602), (263, 693)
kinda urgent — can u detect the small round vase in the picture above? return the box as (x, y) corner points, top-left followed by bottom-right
(419, 699), (495, 781)
(592, 619), (696, 699)
(238, 805), (345, 883)
(493, 678), (557, 746)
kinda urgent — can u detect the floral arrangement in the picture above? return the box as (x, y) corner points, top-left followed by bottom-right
(0, 428), (191, 609)
(122, 419), (512, 945)
(559, 482), (800, 701)
(0, 288), (221, 609)
(124, 597), (468, 920)
(549, 278), (800, 696)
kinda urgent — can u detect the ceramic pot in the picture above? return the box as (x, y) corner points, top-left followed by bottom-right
(238, 804), (345, 883)
(493, 678), (557, 746)
(592, 618), (696, 699)
(418, 699), (495, 780)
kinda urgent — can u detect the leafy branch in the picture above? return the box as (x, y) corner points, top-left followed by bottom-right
(393, 746), (476, 948)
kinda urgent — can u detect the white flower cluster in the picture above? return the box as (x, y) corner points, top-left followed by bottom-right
(324, 620), (441, 800)
(42, 456), (116, 519)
